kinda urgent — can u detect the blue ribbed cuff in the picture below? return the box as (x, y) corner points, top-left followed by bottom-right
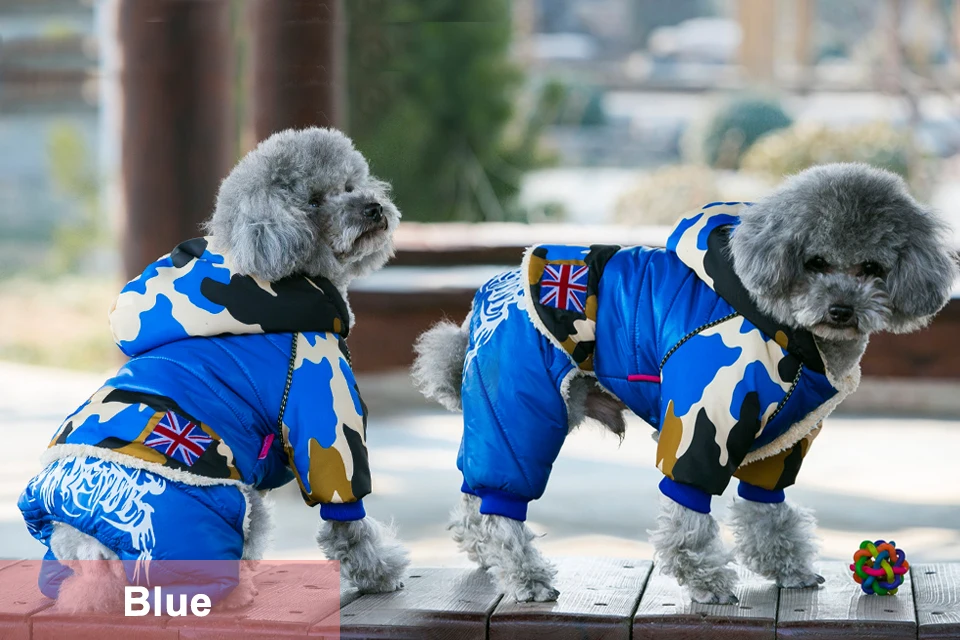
(659, 477), (712, 514)
(319, 500), (366, 521)
(460, 479), (479, 497)
(738, 481), (785, 504)
(476, 489), (529, 521)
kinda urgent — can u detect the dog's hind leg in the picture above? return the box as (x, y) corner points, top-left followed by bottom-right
(467, 512), (559, 602)
(49, 522), (126, 613)
(449, 493), (491, 569)
(649, 495), (739, 604)
(219, 488), (274, 610)
(729, 498), (824, 589)
(317, 516), (410, 594)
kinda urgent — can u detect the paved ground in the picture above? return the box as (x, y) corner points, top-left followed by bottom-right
(3, 361), (959, 567)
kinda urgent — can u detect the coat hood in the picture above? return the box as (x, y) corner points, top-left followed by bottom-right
(666, 202), (827, 374)
(110, 237), (350, 357)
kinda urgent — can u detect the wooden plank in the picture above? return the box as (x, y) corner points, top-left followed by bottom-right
(489, 557), (653, 640)
(170, 561), (342, 639)
(913, 563), (960, 640)
(0, 560), (55, 640)
(633, 564), (778, 640)
(312, 567), (502, 640)
(776, 563), (916, 640)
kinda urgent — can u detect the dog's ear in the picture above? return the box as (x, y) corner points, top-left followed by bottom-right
(886, 209), (957, 333)
(206, 155), (315, 282)
(730, 209), (804, 299)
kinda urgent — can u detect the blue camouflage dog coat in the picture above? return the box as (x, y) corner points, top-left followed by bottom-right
(457, 203), (860, 520)
(19, 237), (370, 600)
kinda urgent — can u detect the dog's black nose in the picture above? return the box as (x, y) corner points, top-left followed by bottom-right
(363, 202), (383, 221)
(828, 304), (854, 324)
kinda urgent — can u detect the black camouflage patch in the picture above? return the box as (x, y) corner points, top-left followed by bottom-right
(202, 273), (350, 338)
(671, 391), (764, 495)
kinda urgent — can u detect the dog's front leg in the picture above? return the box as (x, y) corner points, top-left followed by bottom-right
(472, 513), (559, 602)
(649, 495), (739, 604)
(449, 493), (492, 569)
(729, 498), (824, 588)
(317, 517), (409, 593)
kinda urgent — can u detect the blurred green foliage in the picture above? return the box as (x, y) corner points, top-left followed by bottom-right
(46, 123), (107, 274)
(543, 81), (608, 128)
(345, 0), (552, 222)
(700, 95), (793, 170)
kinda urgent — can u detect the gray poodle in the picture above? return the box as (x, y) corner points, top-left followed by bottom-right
(413, 162), (956, 603)
(20, 127), (408, 610)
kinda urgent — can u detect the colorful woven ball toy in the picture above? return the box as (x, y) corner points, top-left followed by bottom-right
(850, 540), (909, 595)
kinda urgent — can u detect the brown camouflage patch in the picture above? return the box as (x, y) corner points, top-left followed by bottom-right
(656, 400), (683, 478)
(301, 438), (356, 506)
(734, 423), (821, 490)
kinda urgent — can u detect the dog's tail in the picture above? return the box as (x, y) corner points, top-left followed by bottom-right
(412, 320), (468, 412)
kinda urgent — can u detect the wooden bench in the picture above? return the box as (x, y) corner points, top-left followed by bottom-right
(2, 558), (958, 639)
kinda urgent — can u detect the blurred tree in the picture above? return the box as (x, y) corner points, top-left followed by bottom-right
(346, 0), (550, 222)
(698, 94), (792, 170)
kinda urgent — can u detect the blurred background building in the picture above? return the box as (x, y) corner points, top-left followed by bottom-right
(2, 0), (959, 564)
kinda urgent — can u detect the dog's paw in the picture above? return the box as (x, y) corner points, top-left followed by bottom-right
(688, 587), (739, 605)
(219, 580), (258, 610)
(510, 580), (560, 603)
(352, 573), (405, 594)
(777, 571), (825, 589)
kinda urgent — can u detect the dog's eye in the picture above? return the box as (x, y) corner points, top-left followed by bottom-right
(860, 261), (886, 278)
(307, 193), (324, 208)
(804, 256), (829, 273)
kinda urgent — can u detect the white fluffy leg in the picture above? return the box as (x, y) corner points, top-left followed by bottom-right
(448, 493), (492, 569)
(317, 517), (409, 593)
(729, 499), (824, 588)
(648, 495), (739, 604)
(463, 511), (559, 602)
(49, 522), (125, 613)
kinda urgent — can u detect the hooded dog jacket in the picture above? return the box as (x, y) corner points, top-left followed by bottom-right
(19, 237), (371, 598)
(458, 203), (860, 520)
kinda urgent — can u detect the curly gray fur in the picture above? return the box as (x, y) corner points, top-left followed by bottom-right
(648, 496), (739, 604)
(317, 516), (409, 594)
(48, 523), (125, 613)
(241, 488), (272, 561)
(448, 493), (559, 602)
(730, 162), (957, 344)
(729, 499), (824, 588)
(411, 320), (468, 412)
(449, 493), (491, 569)
(205, 127), (401, 289)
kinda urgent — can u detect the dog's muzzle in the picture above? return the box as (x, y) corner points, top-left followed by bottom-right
(827, 304), (855, 326)
(363, 202), (383, 223)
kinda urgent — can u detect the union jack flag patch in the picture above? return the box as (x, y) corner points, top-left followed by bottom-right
(540, 264), (589, 312)
(144, 411), (213, 466)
